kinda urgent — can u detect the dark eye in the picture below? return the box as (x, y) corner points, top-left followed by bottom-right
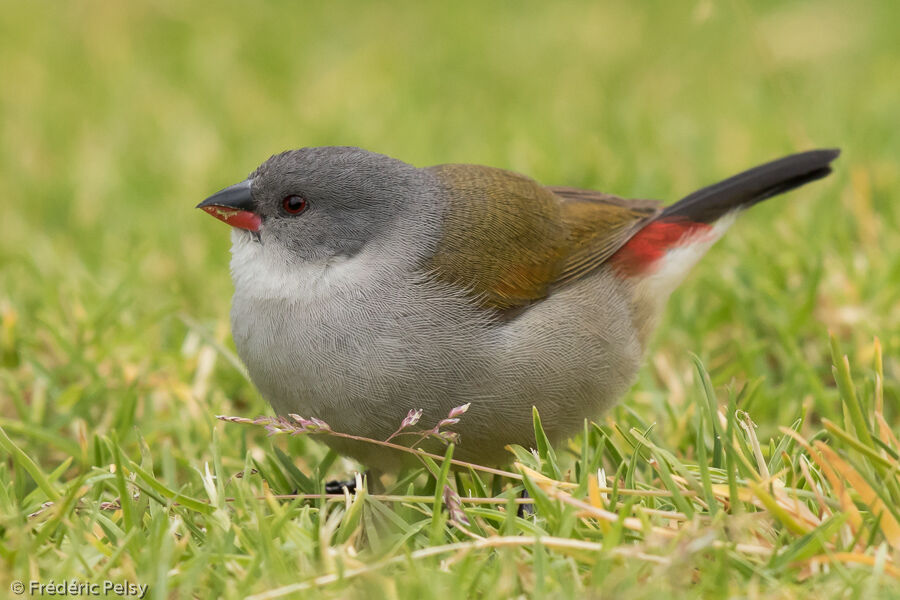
(282, 195), (307, 215)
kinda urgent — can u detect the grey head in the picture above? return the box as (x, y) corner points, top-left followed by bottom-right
(198, 146), (428, 265)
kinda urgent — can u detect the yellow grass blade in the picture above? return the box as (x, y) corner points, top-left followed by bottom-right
(813, 442), (900, 551)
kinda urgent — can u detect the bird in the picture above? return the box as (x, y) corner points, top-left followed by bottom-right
(198, 146), (840, 472)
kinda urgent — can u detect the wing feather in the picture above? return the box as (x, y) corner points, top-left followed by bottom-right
(424, 165), (659, 312)
(550, 187), (660, 287)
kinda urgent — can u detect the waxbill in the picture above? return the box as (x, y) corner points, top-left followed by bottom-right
(199, 147), (840, 469)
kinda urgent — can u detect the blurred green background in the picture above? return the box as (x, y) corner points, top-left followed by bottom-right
(3, 0), (897, 422)
(1, 0), (899, 595)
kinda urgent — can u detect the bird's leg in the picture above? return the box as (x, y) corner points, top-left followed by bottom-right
(324, 469), (384, 495)
(324, 478), (356, 494)
(517, 488), (535, 518)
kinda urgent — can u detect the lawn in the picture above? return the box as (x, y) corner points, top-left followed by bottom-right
(1, 1), (899, 598)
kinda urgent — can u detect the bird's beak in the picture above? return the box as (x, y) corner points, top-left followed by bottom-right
(196, 180), (261, 232)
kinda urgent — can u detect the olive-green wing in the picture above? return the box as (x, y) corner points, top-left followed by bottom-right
(423, 165), (660, 311)
(548, 186), (661, 287)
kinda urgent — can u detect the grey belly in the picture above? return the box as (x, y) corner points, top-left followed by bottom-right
(231, 269), (643, 467)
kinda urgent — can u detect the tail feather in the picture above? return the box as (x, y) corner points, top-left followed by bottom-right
(612, 148), (840, 283)
(661, 148), (840, 223)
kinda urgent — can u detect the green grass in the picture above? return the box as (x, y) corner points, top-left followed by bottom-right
(2, 1), (899, 598)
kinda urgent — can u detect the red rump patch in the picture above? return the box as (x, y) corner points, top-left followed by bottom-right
(612, 219), (712, 276)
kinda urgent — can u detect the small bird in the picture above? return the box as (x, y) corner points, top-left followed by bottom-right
(199, 147), (839, 470)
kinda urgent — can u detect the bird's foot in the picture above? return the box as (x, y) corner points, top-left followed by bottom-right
(325, 478), (357, 494)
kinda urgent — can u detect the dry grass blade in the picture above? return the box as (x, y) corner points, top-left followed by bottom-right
(813, 441), (900, 551)
(780, 427), (866, 536)
(245, 536), (671, 599)
(798, 552), (900, 579)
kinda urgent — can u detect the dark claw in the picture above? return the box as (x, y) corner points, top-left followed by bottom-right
(325, 478), (357, 494)
(517, 488), (535, 518)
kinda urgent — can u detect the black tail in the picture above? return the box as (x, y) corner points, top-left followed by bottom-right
(662, 149), (840, 223)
